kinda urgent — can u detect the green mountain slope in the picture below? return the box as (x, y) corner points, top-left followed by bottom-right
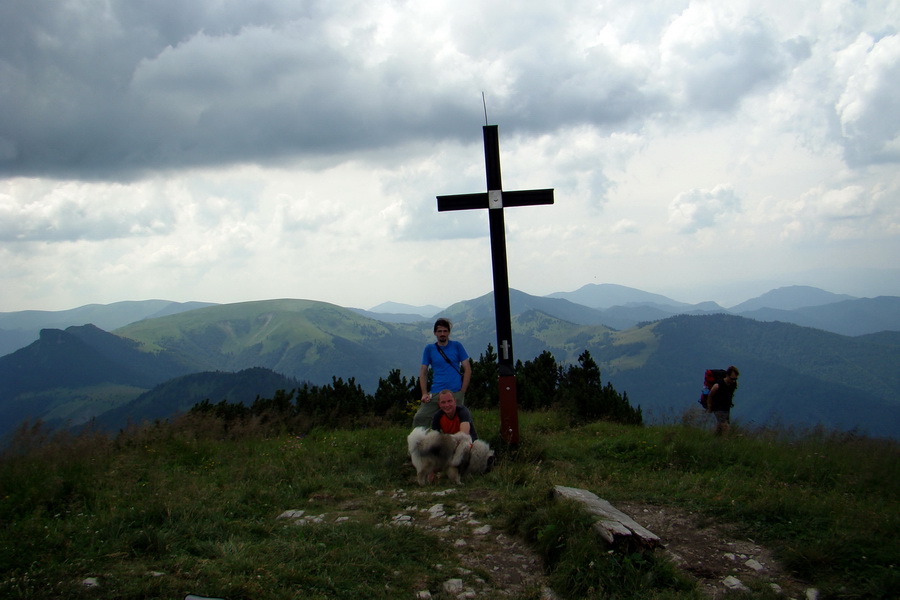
(115, 299), (426, 389)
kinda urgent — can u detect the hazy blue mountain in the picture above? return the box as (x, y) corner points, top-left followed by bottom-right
(367, 301), (443, 318)
(539, 284), (895, 335)
(735, 296), (900, 336)
(0, 300), (217, 357)
(444, 289), (610, 326)
(591, 303), (727, 330)
(442, 289), (728, 332)
(349, 308), (431, 324)
(729, 285), (855, 312)
(546, 283), (699, 309)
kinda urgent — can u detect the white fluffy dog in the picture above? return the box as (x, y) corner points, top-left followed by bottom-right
(407, 427), (494, 486)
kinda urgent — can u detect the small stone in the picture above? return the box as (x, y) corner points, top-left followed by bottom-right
(454, 538), (468, 547)
(806, 588), (820, 600)
(392, 514), (413, 526)
(541, 586), (561, 600)
(443, 578), (464, 593)
(82, 577), (99, 588)
(473, 524), (492, 535)
(769, 583), (783, 593)
(745, 558), (764, 571)
(277, 509), (305, 519)
(723, 576), (748, 591)
(415, 591), (432, 599)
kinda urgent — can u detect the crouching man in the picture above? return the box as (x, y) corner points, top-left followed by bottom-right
(432, 389), (478, 441)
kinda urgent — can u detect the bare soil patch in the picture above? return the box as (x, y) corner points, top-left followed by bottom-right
(616, 501), (811, 598)
(287, 485), (812, 598)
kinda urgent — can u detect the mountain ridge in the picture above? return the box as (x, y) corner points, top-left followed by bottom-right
(2, 294), (899, 442)
(3, 285), (895, 358)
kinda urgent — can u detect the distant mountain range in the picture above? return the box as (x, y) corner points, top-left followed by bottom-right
(1, 287), (899, 442)
(3, 285), (898, 357)
(357, 284), (900, 336)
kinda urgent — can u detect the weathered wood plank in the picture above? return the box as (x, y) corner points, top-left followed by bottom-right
(593, 519), (632, 544)
(554, 485), (663, 550)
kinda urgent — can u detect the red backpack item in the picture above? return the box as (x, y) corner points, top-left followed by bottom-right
(698, 368), (728, 409)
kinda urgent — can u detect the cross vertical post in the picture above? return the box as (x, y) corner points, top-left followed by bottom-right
(436, 125), (554, 444)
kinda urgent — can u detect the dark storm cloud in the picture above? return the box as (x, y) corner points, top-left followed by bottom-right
(0, 0), (834, 182)
(0, 1), (492, 180)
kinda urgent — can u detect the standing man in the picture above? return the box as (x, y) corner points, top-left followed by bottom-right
(414, 318), (471, 428)
(706, 365), (740, 436)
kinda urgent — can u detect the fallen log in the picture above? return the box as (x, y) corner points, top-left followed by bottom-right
(553, 485), (663, 551)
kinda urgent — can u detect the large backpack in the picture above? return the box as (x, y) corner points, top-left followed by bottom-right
(698, 368), (728, 408)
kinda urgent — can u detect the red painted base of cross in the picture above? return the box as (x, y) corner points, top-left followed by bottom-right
(499, 375), (520, 445)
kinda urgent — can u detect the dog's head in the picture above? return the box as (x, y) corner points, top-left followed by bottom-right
(467, 440), (495, 474)
(406, 427), (432, 454)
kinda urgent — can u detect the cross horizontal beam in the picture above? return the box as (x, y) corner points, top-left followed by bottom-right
(437, 189), (555, 212)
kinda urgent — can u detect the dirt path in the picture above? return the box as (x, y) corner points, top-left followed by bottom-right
(386, 488), (813, 599)
(615, 501), (812, 599)
(286, 485), (814, 598)
(385, 487), (554, 599)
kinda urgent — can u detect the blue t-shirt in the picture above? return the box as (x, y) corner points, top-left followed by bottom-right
(421, 340), (469, 393)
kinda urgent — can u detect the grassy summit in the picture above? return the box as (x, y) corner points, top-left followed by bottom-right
(1, 410), (897, 599)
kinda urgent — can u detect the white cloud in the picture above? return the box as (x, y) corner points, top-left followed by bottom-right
(836, 33), (900, 165)
(668, 185), (743, 234)
(658, 5), (792, 112)
(0, 179), (175, 242)
(1, 0), (900, 312)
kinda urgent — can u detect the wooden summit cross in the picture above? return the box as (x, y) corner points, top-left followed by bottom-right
(436, 125), (554, 444)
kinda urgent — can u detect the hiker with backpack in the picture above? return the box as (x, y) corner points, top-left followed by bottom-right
(414, 318), (471, 428)
(702, 365), (740, 436)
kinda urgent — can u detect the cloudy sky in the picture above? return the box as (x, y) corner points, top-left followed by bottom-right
(2, 0), (899, 313)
